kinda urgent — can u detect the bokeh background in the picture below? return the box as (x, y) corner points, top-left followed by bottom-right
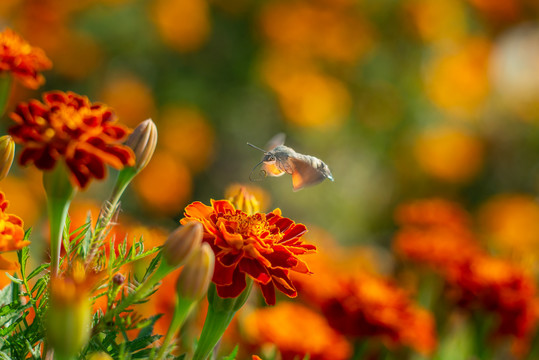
(2, 0), (539, 357)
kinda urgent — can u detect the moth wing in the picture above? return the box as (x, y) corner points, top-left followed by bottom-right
(265, 133), (286, 151)
(290, 155), (328, 191)
(262, 162), (286, 177)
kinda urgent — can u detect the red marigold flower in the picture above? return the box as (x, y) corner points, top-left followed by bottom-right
(9, 91), (135, 189)
(0, 28), (52, 89)
(319, 273), (437, 355)
(180, 199), (316, 305)
(243, 302), (351, 360)
(0, 191), (28, 270)
(449, 255), (538, 344)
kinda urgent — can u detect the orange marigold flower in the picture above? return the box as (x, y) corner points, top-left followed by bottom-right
(319, 274), (437, 355)
(0, 28), (52, 89)
(0, 191), (28, 270)
(394, 227), (482, 272)
(394, 198), (471, 232)
(9, 91), (135, 189)
(243, 302), (351, 360)
(180, 200), (316, 305)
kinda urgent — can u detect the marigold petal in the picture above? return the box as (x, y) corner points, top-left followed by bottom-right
(213, 257), (237, 286)
(239, 258), (272, 285)
(216, 269), (246, 298)
(260, 282), (276, 305)
(0, 254), (18, 270)
(184, 201), (214, 220)
(282, 223), (308, 241)
(212, 199), (236, 215)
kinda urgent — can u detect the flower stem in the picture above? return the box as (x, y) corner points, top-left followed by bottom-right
(85, 167), (137, 267)
(105, 260), (172, 323)
(156, 297), (197, 360)
(193, 280), (253, 360)
(43, 164), (75, 276)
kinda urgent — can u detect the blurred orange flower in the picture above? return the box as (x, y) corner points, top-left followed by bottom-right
(0, 191), (28, 270)
(406, 0), (466, 43)
(479, 194), (539, 263)
(133, 150), (192, 215)
(9, 91), (135, 189)
(414, 125), (484, 183)
(0, 27), (52, 89)
(243, 302), (351, 360)
(394, 197), (471, 231)
(424, 38), (491, 119)
(180, 199), (316, 305)
(151, 0), (210, 53)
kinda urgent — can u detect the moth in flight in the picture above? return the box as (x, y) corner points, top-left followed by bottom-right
(248, 134), (334, 191)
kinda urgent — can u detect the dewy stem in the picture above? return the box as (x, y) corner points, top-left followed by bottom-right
(192, 280), (253, 360)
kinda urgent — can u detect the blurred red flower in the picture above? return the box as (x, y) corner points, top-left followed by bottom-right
(0, 191), (28, 270)
(9, 91), (135, 189)
(0, 28), (52, 89)
(320, 273), (437, 355)
(181, 199), (316, 305)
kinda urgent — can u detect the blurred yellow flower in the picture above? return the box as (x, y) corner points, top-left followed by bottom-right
(100, 73), (156, 127)
(159, 106), (215, 173)
(225, 183), (271, 213)
(405, 0), (466, 43)
(424, 38), (491, 119)
(151, 0), (210, 53)
(414, 125), (484, 183)
(133, 150), (192, 215)
(479, 194), (539, 265)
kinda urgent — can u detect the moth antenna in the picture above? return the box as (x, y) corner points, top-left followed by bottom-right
(247, 142), (269, 154)
(249, 160), (267, 182)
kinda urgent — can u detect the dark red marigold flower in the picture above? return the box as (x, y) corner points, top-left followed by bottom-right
(0, 28), (52, 89)
(9, 91), (135, 189)
(180, 199), (316, 305)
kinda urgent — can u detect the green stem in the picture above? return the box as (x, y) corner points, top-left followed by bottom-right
(48, 197), (72, 276)
(105, 260), (173, 323)
(86, 167), (137, 266)
(43, 164), (75, 276)
(0, 74), (11, 118)
(156, 297), (197, 360)
(193, 280), (253, 360)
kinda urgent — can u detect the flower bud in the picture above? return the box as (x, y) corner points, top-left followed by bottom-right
(113, 272), (126, 286)
(0, 135), (15, 181)
(176, 243), (215, 301)
(46, 276), (92, 357)
(162, 221), (203, 268)
(226, 185), (260, 215)
(88, 352), (113, 360)
(124, 118), (157, 172)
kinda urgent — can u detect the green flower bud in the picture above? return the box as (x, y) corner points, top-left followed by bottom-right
(162, 221), (203, 268)
(0, 135), (14, 181)
(124, 118), (157, 172)
(176, 243), (215, 301)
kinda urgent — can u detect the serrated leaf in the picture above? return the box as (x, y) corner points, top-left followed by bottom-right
(17, 246), (30, 275)
(27, 263), (49, 281)
(5, 273), (22, 285)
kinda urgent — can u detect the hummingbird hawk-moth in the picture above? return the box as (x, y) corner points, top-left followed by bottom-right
(247, 134), (334, 191)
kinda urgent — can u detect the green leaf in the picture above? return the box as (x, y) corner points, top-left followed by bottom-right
(17, 246), (30, 277)
(27, 264), (49, 281)
(4, 273), (22, 285)
(222, 345), (239, 360)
